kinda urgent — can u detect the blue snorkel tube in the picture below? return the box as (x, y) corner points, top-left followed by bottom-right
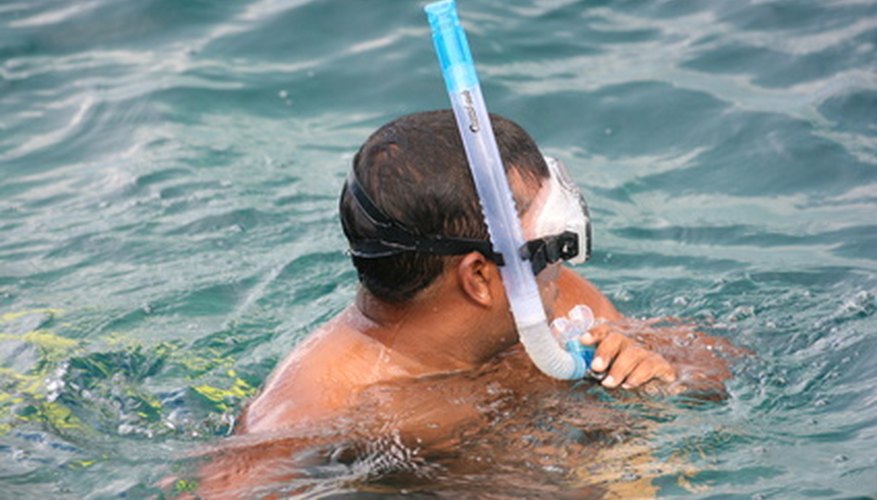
(425, 0), (589, 380)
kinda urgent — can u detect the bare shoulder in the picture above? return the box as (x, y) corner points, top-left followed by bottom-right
(555, 266), (622, 321)
(239, 308), (376, 434)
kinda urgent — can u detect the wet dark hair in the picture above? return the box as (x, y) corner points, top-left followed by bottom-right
(339, 109), (548, 303)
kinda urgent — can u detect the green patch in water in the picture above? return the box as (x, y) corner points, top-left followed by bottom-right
(192, 369), (257, 413)
(174, 478), (199, 494)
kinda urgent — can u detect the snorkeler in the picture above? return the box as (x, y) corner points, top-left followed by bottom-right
(187, 111), (741, 498)
(241, 111), (679, 431)
(189, 3), (741, 495)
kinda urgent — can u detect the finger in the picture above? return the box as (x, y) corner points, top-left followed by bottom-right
(623, 355), (677, 389)
(620, 354), (662, 388)
(602, 345), (649, 388)
(590, 331), (629, 374)
(580, 323), (613, 346)
(621, 358), (657, 389)
(659, 360), (677, 384)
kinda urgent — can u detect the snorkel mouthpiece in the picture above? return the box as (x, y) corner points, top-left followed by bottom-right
(425, 0), (591, 380)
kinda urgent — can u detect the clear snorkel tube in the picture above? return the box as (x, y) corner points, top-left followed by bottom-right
(425, 0), (591, 380)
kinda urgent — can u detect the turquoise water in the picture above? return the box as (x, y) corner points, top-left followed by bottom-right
(2, 0), (876, 497)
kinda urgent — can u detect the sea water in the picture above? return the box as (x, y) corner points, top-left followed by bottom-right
(1, 0), (876, 497)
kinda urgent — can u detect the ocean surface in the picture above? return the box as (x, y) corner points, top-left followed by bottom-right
(2, 0), (876, 497)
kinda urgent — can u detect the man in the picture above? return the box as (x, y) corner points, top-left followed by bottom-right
(240, 110), (682, 431)
(195, 110), (734, 496)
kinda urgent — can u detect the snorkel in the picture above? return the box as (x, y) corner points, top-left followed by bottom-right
(425, 0), (593, 380)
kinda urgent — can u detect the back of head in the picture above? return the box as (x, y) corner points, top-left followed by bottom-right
(339, 109), (547, 303)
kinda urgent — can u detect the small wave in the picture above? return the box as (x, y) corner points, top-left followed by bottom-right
(7, 0), (102, 29)
(0, 95), (95, 163)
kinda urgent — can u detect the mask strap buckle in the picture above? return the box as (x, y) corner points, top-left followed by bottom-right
(520, 231), (579, 275)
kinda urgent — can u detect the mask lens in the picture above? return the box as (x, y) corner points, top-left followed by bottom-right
(533, 157), (591, 265)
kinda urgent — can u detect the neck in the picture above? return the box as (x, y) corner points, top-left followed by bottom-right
(353, 286), (515, 374)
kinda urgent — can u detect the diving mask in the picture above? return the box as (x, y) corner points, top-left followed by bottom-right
(521, 156), (592, 275)
(344, 155), (591, 275)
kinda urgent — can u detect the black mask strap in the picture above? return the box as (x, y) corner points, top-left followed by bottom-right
(345, 172), (505, 265)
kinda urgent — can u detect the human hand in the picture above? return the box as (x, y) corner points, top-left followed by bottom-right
(581, 324), (677, 390)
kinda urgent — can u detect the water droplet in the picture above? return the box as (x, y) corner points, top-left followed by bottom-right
(486, 382), (503, 396)
(621, 471), (640, 482)
(833, 454), (848, 463)
(278, 90), (288, 99)
(543, 464), (565, 474)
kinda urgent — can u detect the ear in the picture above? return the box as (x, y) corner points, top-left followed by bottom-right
(456, 252), (497, 307)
